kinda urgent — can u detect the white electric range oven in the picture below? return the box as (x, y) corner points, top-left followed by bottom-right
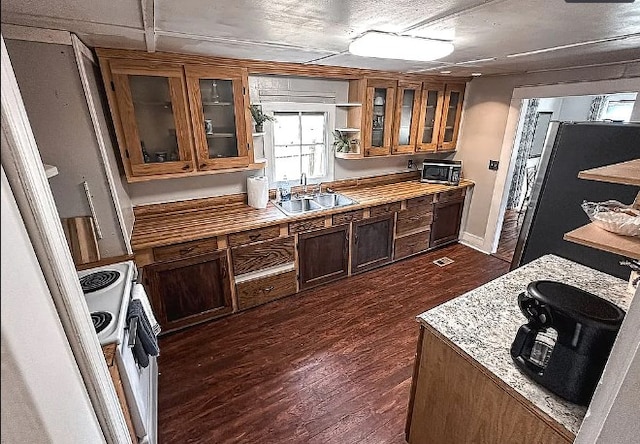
(78, 261), (158, 444)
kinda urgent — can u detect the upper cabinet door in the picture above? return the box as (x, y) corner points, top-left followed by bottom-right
(109, 60), (195, 178)
(416, 83), (445, 153)
(438, 83), (465, 151)
(185, 65), (253, 171)
(392, 81), (422, 155)
(363, 79), (396, 157)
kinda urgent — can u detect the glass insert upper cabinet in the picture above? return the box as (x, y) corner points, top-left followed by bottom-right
(362, 79), (396, 157)
(184, 65), (253, 171)
(109, 60), (195, 178)
(438, 83), (466, 151)
(416, 83), (445, 153)
(392, 81), (422, 154)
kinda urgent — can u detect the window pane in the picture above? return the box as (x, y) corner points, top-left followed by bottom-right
(274, 144), (300, 159)
(601, 101), (634, 122)
(273, 113), (300, 145)
(274, 155), (300, 182)
(301, 113), (325, 144)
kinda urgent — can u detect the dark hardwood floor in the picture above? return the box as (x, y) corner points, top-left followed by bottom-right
(493, 209), (522, 264)
(157, 244), (509, 444)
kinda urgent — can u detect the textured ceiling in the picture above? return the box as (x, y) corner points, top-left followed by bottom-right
(1, 0), (639, 76)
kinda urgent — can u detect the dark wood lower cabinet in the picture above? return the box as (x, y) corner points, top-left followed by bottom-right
(430, 197), (464, 248)
(144, 251), (232, 333)
(298, 224), (350, 290)
(351, 214), (395, 274)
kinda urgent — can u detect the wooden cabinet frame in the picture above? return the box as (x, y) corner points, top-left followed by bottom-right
(416, 82), (445, 153)
(184, 65), (253, 170)
(109, 60), (195, 177)
(362, 79), (396, 157)
(392, 81), (422, 154)
(438, 83), (466, 152)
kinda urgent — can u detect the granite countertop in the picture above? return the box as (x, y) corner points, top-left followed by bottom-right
(131, 179), (473, 249)
(417, 255), (632, 436)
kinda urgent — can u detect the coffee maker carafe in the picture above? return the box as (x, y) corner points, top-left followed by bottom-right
(510, 280), (625, 405)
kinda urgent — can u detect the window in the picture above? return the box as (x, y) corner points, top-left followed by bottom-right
(600, 100), (635, 122)
(261, 103), (335, 184)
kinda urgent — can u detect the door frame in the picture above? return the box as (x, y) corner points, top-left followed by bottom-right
(1, 34), (131, 443)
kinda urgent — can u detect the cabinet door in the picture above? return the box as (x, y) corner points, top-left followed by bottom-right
(430, 197), (465, 248)
(145, 251), (232, 333)
(392, 81), (422, 154)
(438, 83), (465, 151)
(185, 65), (253, 170)
(109, 60), (195, 178)
(298, 225), (350, 290)
(351, 214), (395, 274)
(363, 79), (396, 157)
(416, 83), (445, 153)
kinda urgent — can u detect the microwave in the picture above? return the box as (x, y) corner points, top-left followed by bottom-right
(421, 160), (462, 186)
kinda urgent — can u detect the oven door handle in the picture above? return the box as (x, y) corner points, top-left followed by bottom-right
(128, 318), (138, 348)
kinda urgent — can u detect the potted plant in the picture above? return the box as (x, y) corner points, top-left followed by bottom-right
(332, 130), (356, 153)
(250, 105), (275, 133)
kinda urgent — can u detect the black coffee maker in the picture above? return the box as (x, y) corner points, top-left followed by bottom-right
(510, 280), (625, 405)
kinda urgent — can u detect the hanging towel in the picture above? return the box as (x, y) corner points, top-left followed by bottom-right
(132, 283), (161, 336)
(127, 299), (159, 368)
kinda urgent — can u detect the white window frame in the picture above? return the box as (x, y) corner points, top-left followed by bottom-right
(599, 98), (636, 122)
(260, 102), (335, 185)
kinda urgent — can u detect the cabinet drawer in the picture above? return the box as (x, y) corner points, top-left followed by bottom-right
(437, 188), (465, 202)
(289, 216), (325, 234)
(406, 195), (434, 209)
(370, 201), (402, 217)
(396, 207), (433, 236)
(227, 225), (281, 247)
(332, 209), (364, 225)
(153, 237), (218, 262)
(236, 270), (297, 310)
(394, 230), (430, 260)
(232, 236), (295, 275)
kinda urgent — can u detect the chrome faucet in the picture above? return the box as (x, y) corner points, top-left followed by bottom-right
(300, 173), (307, 195)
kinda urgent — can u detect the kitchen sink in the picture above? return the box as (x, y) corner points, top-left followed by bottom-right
(312, 193), (357, 209)
(273, 193), (357, 216)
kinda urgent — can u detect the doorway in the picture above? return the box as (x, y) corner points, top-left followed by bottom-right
(491, 92), (637, 264)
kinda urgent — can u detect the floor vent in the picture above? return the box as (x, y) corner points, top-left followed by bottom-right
(433, 257), (455, 267)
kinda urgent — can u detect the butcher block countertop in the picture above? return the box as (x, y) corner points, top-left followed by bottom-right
(131, 179), (474, 250)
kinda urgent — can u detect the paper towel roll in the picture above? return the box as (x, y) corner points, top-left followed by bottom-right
(247, 176), (269, 209)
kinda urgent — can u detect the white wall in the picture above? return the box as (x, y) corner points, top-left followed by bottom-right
(128, 75), (428, 206)
(454, 62), (640, 248)
(1, 167), (105, 444)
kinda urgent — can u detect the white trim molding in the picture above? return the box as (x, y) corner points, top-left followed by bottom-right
(1, 34), (131, 443)
(459, 231), (489, 254)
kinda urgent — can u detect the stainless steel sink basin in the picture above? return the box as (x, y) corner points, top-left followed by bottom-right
(273, 193), (357, 216)
(312, 193), (357, 209)
(275, 198), (323, 215)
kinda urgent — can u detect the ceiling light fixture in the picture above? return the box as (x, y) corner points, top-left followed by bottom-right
(349, 31), (454, 62)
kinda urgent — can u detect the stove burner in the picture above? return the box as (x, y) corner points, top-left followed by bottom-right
(91, 311), (113, 334)
(80, 270), (120, 293)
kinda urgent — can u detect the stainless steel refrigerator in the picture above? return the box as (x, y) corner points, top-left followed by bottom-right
(512, 122), (639, 279)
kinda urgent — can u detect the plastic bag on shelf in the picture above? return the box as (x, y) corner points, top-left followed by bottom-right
(581, 200), (640, 237)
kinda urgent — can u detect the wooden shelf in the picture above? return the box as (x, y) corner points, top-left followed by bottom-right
(335, 151), (362, 160)
(335, 128), (360, 132)
(564, 223), (640, 260)
(578, 159), (640, 186)
(127, 160), (267, 183)
(206, 133), (235, 138)
(335, 103), (362, 107)
(252, 132), (266, 137)
(202, 102), (232, 106)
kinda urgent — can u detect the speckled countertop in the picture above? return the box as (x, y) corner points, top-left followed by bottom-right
(418, 255), (632, 436)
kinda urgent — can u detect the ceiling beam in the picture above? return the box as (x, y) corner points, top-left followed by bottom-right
(402, 0), (507, 34)
(140, 0), (156, 52)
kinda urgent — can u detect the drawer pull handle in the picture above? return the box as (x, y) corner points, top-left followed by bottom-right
(249, 233), (261, 241)
(182, 164), (190, 170)
(179, 246), (196, 255)
(263, 286), (274, 292)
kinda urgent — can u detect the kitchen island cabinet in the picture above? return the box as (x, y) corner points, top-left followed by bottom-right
(406, 255), (632, 443)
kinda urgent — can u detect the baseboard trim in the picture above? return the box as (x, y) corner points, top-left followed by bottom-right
(459, 232), (491, 254)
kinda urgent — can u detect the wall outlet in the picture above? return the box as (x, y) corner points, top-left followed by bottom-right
(488, 160), (499, 171)
(407, 160), (414, 169)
